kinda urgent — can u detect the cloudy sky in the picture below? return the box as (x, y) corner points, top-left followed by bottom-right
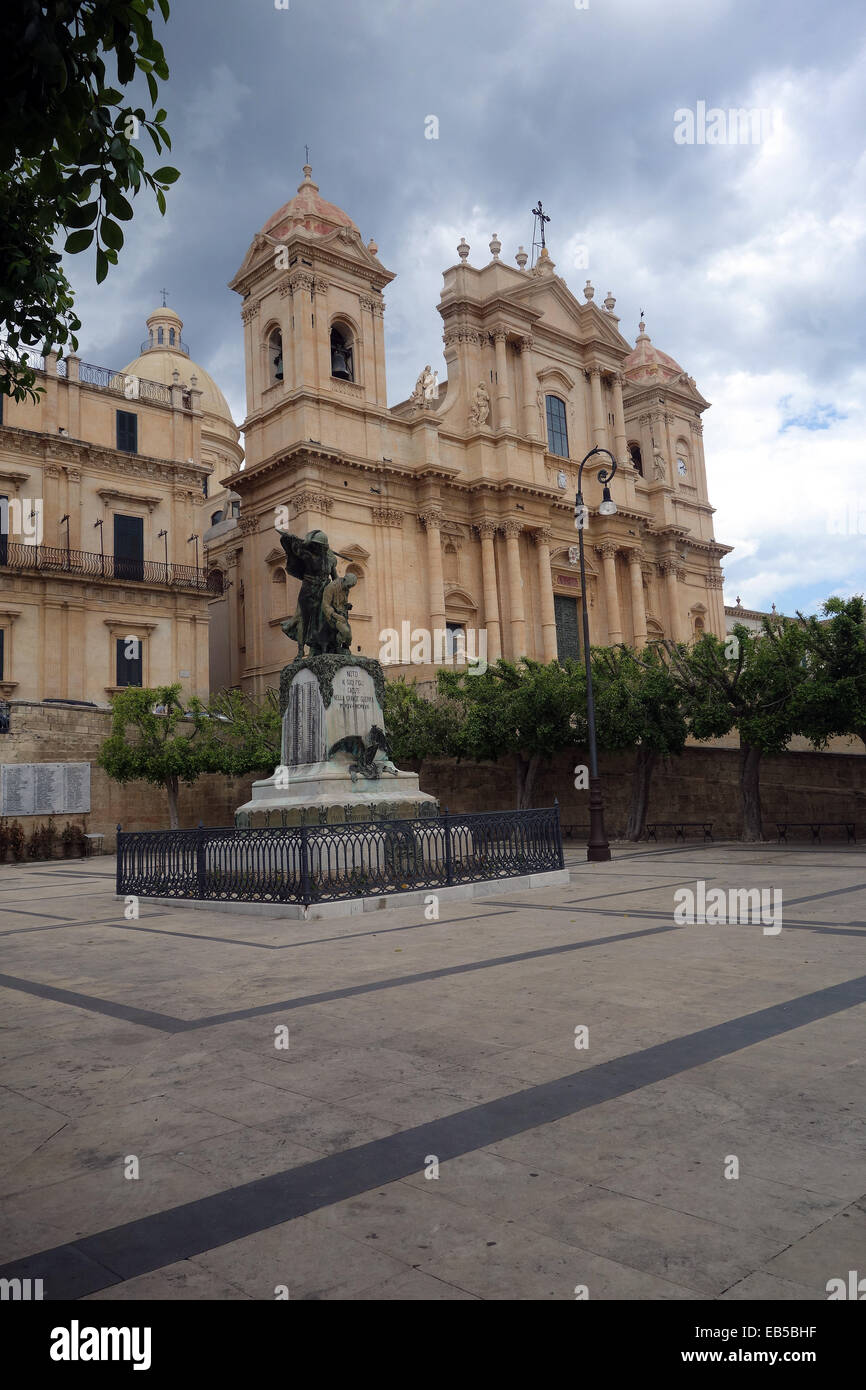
(65, 0), (866, 616)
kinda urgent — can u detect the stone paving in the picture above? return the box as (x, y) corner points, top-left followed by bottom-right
(0, 839), (863, 1301)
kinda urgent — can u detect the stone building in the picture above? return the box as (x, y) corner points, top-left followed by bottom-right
(0, 306), (242, 704)
(205, 165), (730, 695)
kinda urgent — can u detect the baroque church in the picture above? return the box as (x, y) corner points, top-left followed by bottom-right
(0, 162), (730, 706)
(205, 164), (730, 694)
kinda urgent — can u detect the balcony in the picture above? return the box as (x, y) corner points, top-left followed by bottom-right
(0, 542), (222, 593)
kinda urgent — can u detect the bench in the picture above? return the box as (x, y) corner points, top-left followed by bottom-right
(646, 821), (713, 842)
(561, 824), (591, 840)
(776, 822), (856, 844)
(84, 832), (105, 856)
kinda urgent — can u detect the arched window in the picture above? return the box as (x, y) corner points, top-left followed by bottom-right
(330, 324), (354, 381)
(676, 439), (690, 479)
(157, 327), (164, 344)
(169, 328), (175, 345)
(628, 442), (643, 475)
(694, 616), (705, 638)
(269, 329), (283, 384)
(210, 510), (223, 527)
(545, 395), (569, 458)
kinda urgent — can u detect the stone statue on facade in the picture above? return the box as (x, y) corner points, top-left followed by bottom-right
(469, 381), (490, 426)
(653, 449), (668, 481)
(279, 529), (351, 656)
(410, 364), (438, 410)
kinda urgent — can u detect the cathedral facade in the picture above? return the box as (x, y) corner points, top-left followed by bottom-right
(205, 165), (730, 695)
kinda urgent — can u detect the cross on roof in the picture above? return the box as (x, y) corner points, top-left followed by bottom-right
(160, 287), (169, 307)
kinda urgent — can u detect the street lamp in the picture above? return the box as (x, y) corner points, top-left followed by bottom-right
(187, 532), (199, 573)
(157, 528), (169, 581)
(574, 444), (618, 862)
(93, 517), (104, 577)
(59, 514), (70, 569)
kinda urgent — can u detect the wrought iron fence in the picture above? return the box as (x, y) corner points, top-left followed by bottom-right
(117, 806), (564, 907)
(0, 541), (220, 591)
(78, 360), (172, 404)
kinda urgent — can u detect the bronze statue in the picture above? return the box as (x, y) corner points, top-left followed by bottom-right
(278, 529), (354, 656)
(322, 570), (357, 651)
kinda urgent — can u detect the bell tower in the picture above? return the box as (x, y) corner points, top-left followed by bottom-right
(230, 165), (395, 470)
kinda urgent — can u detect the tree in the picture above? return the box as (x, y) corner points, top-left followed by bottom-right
(660, 621), (807, 841)
(594, 646), (688, 840)
(1, 0), (178, 401)
(382, 678), (462, 765)
(437, 658), (587, 809)
(99, 685), (282, 828)
(98, 685), (212, 829)
(794, 596), (866, 751)
(202, 686), (282, 774)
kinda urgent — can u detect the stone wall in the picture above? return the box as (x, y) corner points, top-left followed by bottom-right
(1, 700), (863, 852)
(0, 702), (255, 852)
(405, 743), (866, 840)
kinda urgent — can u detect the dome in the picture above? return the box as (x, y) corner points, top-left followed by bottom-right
(121, 306), (235, 425)
(622, 318), (687, 386)
(261, 164), (360, 242)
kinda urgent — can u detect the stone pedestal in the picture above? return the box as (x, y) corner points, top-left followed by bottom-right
(235, 654), (438, 828)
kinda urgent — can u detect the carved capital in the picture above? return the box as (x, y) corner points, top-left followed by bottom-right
(291, 490), (333, 516)
(418, 508), (443, 531)
(532, 525), (554, 548)
(518, 335), (534, 352)
(371, 506), (403, 528)
(443, 326), (481, 349)
(241, 301), (260, 323)
(314, 277), (329, 295)
(226, 548), (242, 569)
(706, 570), (725, 589)
(492, 329), (508, 344)
(239, 515), (259, 536)
(289, 270), (315, 293)
(474, 518), (499, 540)
(501, 519), (523, 539)
(596, 541), (619, 558)
(626, 547), (644, 568)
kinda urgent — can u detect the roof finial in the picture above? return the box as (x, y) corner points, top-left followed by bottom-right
(160, 287), (169, 307)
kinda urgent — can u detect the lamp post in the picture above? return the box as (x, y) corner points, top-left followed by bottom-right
(94, 517), (104, 577)
(59, 514), (70, 569)
(187, 533), (199, 575)
(157, 528), (169, 582)
(575, 444), (618, 863)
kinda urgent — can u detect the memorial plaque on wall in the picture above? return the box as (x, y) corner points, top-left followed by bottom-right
(1, 764), (35, 816)
(1, 762), (91, 816)
(34, 763), (64, 815)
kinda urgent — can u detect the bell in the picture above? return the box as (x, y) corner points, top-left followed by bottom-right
(272, 351), (283, 382)
(331, 346), (351, 380)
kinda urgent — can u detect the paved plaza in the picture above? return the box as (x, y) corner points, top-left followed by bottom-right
(0, 840), (864, 1301)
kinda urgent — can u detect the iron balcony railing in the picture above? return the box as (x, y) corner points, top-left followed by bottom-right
(0, 541), (222, 592)
(117, 805), (565, 907)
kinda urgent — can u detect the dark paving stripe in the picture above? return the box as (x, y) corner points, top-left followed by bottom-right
(104, 907), (516, 951)
(0, 973), (189, 1033)
(0, 912), (170, 938)
(526, 901), (866, 938)
(0, 907), (76, 922)
(4, 971), (864, 1300)
(0, 921), (679, 1032)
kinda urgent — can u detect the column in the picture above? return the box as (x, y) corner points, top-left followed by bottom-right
(589, 367), (606, 447)
(421, 508), (446, 636)
(533, 527), (558, 662)
(476, 520), (502, 663)
(598, 542), (623, 644)
(502, 520), (526, 658)
(227, 549), (241, 686)
(662, 560), (683, 643)
(493, 331), (513, 431)
(519, 336), (538, 438)
(612, 371), (628, 465)
(628, 550), (647, 648)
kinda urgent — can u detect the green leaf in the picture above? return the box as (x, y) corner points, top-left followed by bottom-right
(105, 188), (133, 220)
(64, 201), (98, 229)
(99, 218), (124, 251)
(96, 247), (109, 283)
(64, 228), (95, 253)
(153, 166), (180, 184)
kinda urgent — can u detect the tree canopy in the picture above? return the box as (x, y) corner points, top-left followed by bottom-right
(1, 0), (178, 400)
(794, 595), (866, 751)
